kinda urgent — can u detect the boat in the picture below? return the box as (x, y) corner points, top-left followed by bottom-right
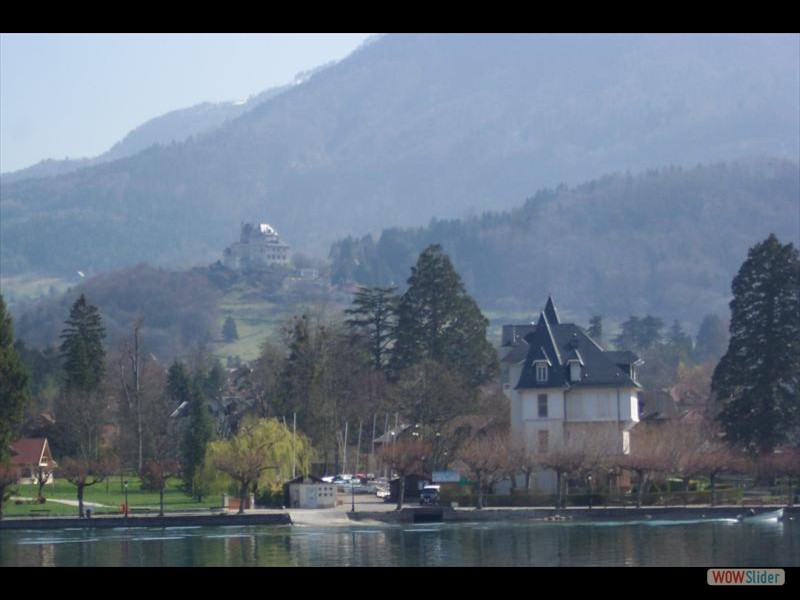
(738, 508), (784, 522)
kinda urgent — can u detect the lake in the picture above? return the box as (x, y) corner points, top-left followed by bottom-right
(1, 518), (798, 567)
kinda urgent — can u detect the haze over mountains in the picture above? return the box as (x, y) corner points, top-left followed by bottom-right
(1, 34), (798, 287)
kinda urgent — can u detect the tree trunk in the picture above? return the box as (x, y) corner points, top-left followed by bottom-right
(636, 471), (646, 509)
(77, 483), (85, 518)
(37, 468), (46, 501)
(710, 472), (716, 507)
(238, 481), (247, 514)
(396, 475), (405, 511)
(159, 485), (165, 517)
(555, 470), (562, 510)
(476, 474), (484, 510)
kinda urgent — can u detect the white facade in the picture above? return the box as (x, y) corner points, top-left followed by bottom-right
(288, 483), (337, 509)
(223, 222), (291, 270)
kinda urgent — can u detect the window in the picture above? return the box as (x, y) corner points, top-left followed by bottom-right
(536, 363), (548, 382)
(537, 430), (549, 454)
(570, 362), (581, 382)
(538, 394), (548, 417)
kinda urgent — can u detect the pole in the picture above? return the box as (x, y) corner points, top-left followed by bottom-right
(124, 480), (129, 518)
(343, 421), (349, 475)
(292, 412), (297, 479)
(355, 420), (363, 476)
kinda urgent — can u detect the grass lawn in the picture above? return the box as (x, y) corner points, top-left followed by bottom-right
(5, 476), (222, 518)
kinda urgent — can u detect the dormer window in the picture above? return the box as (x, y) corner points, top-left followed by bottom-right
(570, 361), (581, 382)
(536, 363), (548, 382)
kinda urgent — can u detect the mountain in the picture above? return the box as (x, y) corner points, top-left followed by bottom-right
(0, 82), (293, 185)
(2, 33), (798, 280)
(330, 159), (800, 325)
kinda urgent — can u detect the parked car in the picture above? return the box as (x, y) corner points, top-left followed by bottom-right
(419, 485), (440, 506)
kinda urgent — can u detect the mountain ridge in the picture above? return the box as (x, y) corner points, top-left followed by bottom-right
(1, 33), (797, 280)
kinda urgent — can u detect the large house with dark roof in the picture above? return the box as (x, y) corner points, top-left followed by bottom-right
(501, 297), (642, 491)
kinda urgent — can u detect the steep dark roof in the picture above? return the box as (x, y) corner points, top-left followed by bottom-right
(544, 295), (561, 325)
(500, 338), (529, 364)
(515, 301), (640, 390)
(501, 324), (536, 347)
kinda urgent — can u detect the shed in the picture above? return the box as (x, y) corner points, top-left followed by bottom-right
(284, 475), (337, 509)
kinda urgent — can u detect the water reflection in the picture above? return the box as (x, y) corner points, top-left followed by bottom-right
(1, 519), (797, 567)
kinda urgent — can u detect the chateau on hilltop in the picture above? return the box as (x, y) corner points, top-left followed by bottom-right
(223, 222), (291, 270)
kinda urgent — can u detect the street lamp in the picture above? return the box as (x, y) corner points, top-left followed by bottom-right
(351, 478), (356, 513)
(587, 474), (593, 511)
(123, 480), (129, 518)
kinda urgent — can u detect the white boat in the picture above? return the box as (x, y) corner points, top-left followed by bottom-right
(739, 508), (784, 522)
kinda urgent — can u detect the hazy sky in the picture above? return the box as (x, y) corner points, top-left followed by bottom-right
(0, 33), (373, 174)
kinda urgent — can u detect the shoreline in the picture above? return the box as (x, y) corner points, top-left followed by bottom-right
(1, 504), (795, 530)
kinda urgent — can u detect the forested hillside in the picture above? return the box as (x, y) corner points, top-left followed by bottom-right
(330, 159), (800, 324)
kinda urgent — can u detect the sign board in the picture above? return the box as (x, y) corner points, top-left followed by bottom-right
(432, 470), (460, 483)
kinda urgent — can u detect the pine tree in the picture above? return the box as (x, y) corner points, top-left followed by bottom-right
(59, 294), (106, 393)
(55, 294), (107, 459)
(666, 320), (693, 364)
(712, 234), (800, 454)
(693, 314), (729, 364)
(222, 317), (239, 342)
(391, 245), (497, 387)
(0, 294), (29, 463)
(345, 286), (398, 370)
(587, 315), (603, 345)
(169, 361), (212, 495)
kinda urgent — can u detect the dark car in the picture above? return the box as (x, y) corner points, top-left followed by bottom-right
(419, 485), (440, 505)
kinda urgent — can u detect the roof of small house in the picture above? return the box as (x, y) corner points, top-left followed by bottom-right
(9, 438), (56, 468)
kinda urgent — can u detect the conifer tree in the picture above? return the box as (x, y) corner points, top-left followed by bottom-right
(391, 245), (497, 387)
(59, 294), (106, 394)
(712, 234), (800, 454)
(345, 286), (398, 370)
(0, 294), (29, 463)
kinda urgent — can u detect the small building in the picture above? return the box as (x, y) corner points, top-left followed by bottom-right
(9, 438), (57, 485)
(222, 222), (291, 270)
(389, 474), (431, 503)
(285, 475), (337, 509)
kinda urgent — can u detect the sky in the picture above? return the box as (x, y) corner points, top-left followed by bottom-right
(0, 33), (373, 174)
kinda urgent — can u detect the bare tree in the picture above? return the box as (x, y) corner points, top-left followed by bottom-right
(377, 438), (431, 510)
(455, 432), (511, 509)
(118, 318), (145, 473)
(0, 462), (18, 520)
(61, 456), (116, 518)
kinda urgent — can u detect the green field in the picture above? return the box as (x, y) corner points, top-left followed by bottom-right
(0, 274), (73, 304)
(5, 477), (221, 518)
(210, 284), (349, 363)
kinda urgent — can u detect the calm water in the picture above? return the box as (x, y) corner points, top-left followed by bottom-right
(1, 518), (798, 567)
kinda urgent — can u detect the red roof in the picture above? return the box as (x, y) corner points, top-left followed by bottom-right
(9, 438), (55, 467)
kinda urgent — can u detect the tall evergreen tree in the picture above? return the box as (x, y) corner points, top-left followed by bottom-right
(712, 234), (800, 454)
(169, 361), (212, 495)
(222, 317), (239, 342)
(0, 294), (29, 462)
(59, 294), (106, 393)
(55, 294), (107, 459)
(345, 286), (399, 370)
(666, 320), (693, 364)
(587, 315), (603, 345)
(391, 245), (497, 387)
(693, 314), (729, 364)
